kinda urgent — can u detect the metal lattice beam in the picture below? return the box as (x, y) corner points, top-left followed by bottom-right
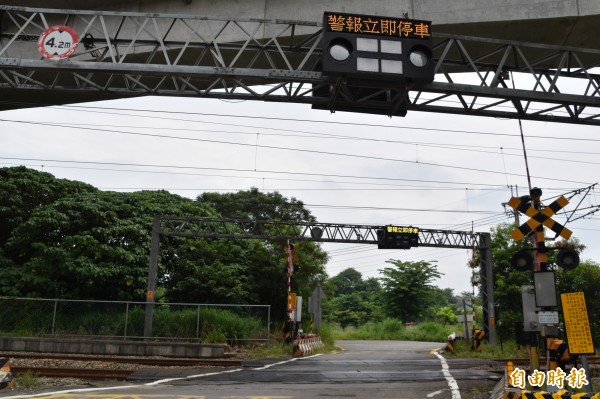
(148, 216), (495, 344)
(1, 6), (600, 124)
(159, 216), (484, 249)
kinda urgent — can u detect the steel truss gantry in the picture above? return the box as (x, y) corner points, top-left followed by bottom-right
(146, 216), (496, 344)
(1, 6), (600, 124)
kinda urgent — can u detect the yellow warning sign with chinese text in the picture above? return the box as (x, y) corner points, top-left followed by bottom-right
(561, 292), (595, 355)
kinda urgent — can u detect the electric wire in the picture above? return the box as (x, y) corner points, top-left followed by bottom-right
(55, 105), (600, 142)
(4, 118), (600, 165)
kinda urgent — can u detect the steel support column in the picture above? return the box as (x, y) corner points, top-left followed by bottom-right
(144, 215), (161, 338)
(479, 232), (496, 345)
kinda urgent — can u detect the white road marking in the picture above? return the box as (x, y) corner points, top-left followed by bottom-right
(4, 354), (323, 398)
(427, 389), (445, 397)
(145, 367), (245, 385)
(434, 351), (461, 399)
(3, 384), (145, 399)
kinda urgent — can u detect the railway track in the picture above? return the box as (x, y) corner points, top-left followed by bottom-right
(5, 353), (245, 380)
(5, 353), (243, 368)
(5, 353), (600, 381)
(10, 366), (132, 380)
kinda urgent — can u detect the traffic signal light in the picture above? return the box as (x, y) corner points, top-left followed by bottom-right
(377, 225), (419, 249)
(322, 12), (434, 83)
(511, 249), (533, 272)
(510, 247), (580, 271)
(556, 248), (579, 270)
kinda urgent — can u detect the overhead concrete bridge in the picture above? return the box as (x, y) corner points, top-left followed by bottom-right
(1, 0), (599, 124)
(5, 0), (599, 47)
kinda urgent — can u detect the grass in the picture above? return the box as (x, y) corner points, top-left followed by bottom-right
(13, 370), (40, 388)
(448, 336), (527, 359)
(0, 304), (267, 345)
(461, 383), (498, 399)
(331, 319), (452, 342)
(316, 324), (337, 351)
(242, 341), (292, 359)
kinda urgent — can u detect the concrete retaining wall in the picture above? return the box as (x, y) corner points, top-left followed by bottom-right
(0, 337), (228, 358)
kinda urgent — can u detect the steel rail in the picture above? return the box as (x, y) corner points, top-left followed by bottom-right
(7, 353), (243, 367)
(11, 366), (133, 379)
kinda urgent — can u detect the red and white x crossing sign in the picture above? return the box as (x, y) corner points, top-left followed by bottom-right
(508, 195), (572, 241)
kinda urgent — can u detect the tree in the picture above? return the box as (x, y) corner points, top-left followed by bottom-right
(196, 189), (328, 320)
(328, 267), (368, 296)
(0, 166), (95, 248)
(0, 168), (327, 320)
(436, 306), (457, 325)
(328, 292), (374, 329)
(324, 268), (383, 327)
(199, 188), (314, 222)
(425, 287), (459, 321)
(379, 260), (442, 322)
(1, 188), (215, 300)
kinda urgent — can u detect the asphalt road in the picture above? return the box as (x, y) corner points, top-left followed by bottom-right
(6, 340), (501, 399)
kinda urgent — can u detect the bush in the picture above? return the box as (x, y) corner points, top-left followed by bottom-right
(408, 321), (452, 342)
(317, 324), (335, 350)
(0, 299), (267, 344)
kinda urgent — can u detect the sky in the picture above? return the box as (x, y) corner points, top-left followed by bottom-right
(1, 90), (599, 297)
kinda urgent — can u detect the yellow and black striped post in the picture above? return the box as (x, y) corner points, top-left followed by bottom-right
(530, 191), (547, 272)
(505, 390), (600, 398)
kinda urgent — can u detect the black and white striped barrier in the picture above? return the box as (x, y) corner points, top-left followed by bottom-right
(293, 335), (324, 357)
(0, 357), (14, 390)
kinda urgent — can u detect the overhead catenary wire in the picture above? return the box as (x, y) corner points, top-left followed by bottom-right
(52, 105), (600, 143)
(0, 119), (572, 180)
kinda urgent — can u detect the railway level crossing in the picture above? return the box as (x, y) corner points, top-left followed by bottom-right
(144, 216), (496, 344)
(1, 4), (597, 350)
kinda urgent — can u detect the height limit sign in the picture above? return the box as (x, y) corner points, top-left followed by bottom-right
(38, 25), (79, 60)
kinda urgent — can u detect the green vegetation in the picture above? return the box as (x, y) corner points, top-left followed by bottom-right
(323, 263), (460, 331)
(380, 260), (442, 322)
(331, 319), (452, 342)
(243, 341), (292, 359)
(2, 166), (599, 361)
(316, 324), (336, 350)
(0, 167), (327, 323)
(0, 300), (266, 343)
(448, 336), (526, 359)
(14, 370), (40, 388)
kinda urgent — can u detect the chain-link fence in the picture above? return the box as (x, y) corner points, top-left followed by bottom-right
(0, 297), (270, 344)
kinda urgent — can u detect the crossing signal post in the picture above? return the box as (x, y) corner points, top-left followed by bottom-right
(284, 242), (300, 344)
(507, 187), (580, 377)
(322, 12), (434, 83)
